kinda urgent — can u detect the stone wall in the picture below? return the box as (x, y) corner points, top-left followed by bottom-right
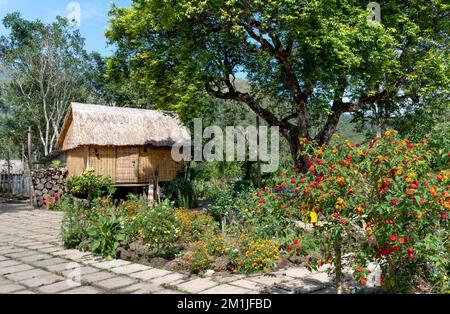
(31, 168), (67, 207)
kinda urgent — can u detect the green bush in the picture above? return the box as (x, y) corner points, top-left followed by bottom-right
(132, 200), (181, 257)
(66, 170), (115, 202)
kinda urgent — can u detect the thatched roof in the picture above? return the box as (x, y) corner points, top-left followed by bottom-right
(56, 103), (190, 151)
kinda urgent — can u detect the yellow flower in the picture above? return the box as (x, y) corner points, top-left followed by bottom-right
(385, 130), (391, 136)
(310, 211), (318, 224)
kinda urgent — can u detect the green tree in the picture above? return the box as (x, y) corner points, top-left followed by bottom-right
(0, 13), (93, 156)
(106, 0), (449, 167)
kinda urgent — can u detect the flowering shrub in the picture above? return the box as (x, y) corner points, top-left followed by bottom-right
(66, 169), (115, 202)
(183, 241), (215, 273)
(132, 200), (182, 257)
(233, 239), (279, 274)
(247, 131), (449, 292)
(175, 208), (218, 241)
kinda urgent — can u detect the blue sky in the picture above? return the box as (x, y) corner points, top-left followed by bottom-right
(0, 0), (131, 55)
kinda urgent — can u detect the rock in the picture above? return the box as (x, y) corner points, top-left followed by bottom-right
(148, 257), (170, 268)
(275, 255), (291, 269)
(166, 259), (183, 271)
(288, 255), (306, 265)
(205, 269), (215, 276)
(214, 257), (232, 272)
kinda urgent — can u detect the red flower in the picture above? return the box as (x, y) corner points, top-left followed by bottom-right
(291, 178), (296, 184)
(281, 182), (287, 188)
(360, 278), (367, 286)
(333, 212), (339, 218)
(391, 199), (398, 206)
(380, 188), (387, 194)
(258, 200), (265, 205)
(339, 182), (344, 187)
(407, 247), (413, 254)
(385, 180), (392, 187)
(340, 219), (347, 224)
(288, 244), (293, 251)
(357, 267), (363, 273)
(406, 189), (414, 195)
(390, 235), (397, 242)
(294, 168), (300, 173)
(393, 246), (400, 252)
(398, 238), (405, 244)
(356, 144), (361, 148)
(442, 213), (447, 220)
(296, 244), (301, 250)
(286, 210), (291, 216)
(293, 239), (299, 244)
(257, 192), (262, 198)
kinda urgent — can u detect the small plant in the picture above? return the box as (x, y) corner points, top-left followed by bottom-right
(86, 213), (126, 259)
(61, 198), (88, 248)
(183, 241), (214, 274)
(232, 239), (279, 274)
(50, 159), (65, 168)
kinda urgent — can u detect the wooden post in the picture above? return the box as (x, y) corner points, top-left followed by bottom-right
(27, 127), (35, 207)
(155, 170), (160, 203)
(147, 171), (155, 204)
(256, 116), (261, 187)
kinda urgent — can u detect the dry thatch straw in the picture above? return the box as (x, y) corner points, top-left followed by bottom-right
(57, 103), (190, 151)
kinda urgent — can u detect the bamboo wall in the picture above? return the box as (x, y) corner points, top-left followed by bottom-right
(66, 145), (183, 184)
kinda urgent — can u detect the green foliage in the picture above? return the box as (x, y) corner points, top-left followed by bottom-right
(206, 186), (237, 225)
(50, 160), (65, 169)
(66, 170), (115, 201)
(425, 122), (450, 171)
(162, 174), (195, 208)
(132, 200), (181, 257)
(86, 214), (126, 259)
(61, 198), (88, 248)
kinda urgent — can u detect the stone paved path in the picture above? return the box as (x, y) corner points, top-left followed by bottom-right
(0, 202), (336, 294)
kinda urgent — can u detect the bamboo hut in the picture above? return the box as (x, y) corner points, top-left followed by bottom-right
(56, 103), (190, 186)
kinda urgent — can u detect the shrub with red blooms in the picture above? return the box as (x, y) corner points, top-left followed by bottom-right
(246, 131), (449, 293)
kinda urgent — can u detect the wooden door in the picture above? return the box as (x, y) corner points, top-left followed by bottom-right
(116, 147), (139, 183)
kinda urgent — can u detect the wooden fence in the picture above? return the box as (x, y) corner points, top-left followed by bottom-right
(0, 174), (30, 196)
